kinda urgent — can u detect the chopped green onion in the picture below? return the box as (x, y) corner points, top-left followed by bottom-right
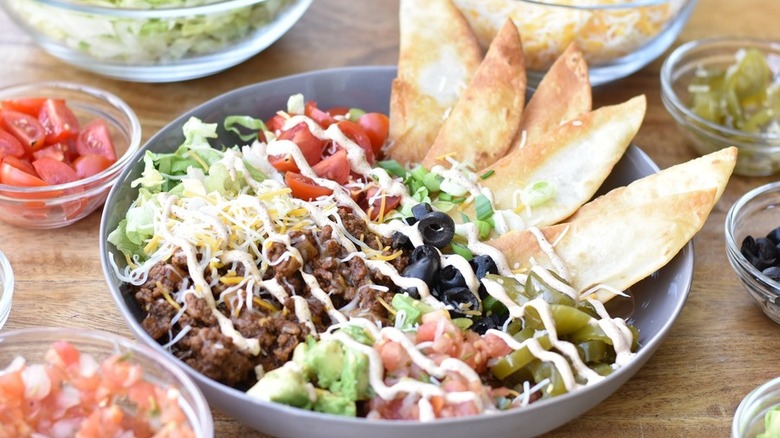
(224, 115), (267, 142)
(522, 181), (556, 208)
(377, 160), (408, 178)
(475, 194), (494, 221)
(480, 170), (495, 180)
(438, 193), (453, 202)
(460, 212), (471, 223)
(347, 108), (366, 121)
(409, 165), (429, 182)
(450, 242), (473, 260)
(451, 196), (466, 205)
(476, 219), (492, 240)
(422, 172), (443, 192)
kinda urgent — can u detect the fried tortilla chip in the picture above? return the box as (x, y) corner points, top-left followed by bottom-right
(386, 0), (483, 165)
(488, 147), (737, 302)
(508, 43), (590, 154)
(568, 146), (737, 222)
(477, 95), (645, 228)
(421, 19), (526, 171)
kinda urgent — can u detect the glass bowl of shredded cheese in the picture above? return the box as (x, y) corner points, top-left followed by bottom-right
(455, 0), (698, 86)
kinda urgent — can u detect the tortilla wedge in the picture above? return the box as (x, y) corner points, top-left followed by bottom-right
(568, 146), (737, 222)
(421, 19), (526, 171)
(476, 95), (645, 228)
(386, 0), (483, 165)
(508, 43), (591, 154)
(487, 147), (737, 303)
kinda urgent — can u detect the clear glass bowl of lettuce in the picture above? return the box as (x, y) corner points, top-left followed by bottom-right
(0, 0), (312, 82)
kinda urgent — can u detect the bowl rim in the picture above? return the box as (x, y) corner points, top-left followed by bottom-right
(515, 0), (681, 10)
(724, 180), (780, 290)
(732, 374), (780, 437)
(660, 36), (780, 144)
(0, 81), (141, 197)
(13, 0), (303, 18)
(0, 325), (214, 436)
(0, 249), (13, 327)
(100, 65), (696, 436)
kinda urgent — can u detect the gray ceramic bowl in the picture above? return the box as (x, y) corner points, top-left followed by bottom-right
(99, 66), (694, 438)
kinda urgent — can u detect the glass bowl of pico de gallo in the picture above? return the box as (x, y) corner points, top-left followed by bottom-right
(0, 81), (141, 229)
(0, 326), (213, 436)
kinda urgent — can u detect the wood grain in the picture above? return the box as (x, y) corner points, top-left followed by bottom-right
(1, 0), (779, 436)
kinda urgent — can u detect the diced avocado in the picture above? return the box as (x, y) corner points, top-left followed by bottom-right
(331, 346), (370, 401)
(312, 388), (356, 417)
(246, 362), (314, 410)
(294, 339), (345, 389)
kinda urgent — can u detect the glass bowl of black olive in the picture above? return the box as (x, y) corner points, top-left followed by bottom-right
(725, 181), (780, 323)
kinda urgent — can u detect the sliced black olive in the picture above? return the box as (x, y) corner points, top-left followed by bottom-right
(412, 202), (433, 221)
(442, 286), (480, 317)
(768, 227), (780, 245)
(402, 254), (440, 286)
(391, 231), (413, 250)
(417, 211), (455, 248)
(471, 313), (508, 335)
(742, 236), (778, 271)
(764, 266), (780, 282)
(410, 244), (440, 265)
(439, 265), (467, 290)
(470, 254), (498, 279)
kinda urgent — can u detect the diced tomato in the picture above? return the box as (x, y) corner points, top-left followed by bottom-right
(336, 120), (375, 165)
(285, 171), (333, 201)
(32, 157), (78, 185)
(75, 119), (116, 161)
(32, 142), (69, 162)
(312, 148), (350, 185)
(305, 101), (336, 128)
(0, 128), (26, 159)
(277, 122), (326, 166)
(1, 110), (46, 150)
(72, 154), (114, 179)
(1, 97), (46, 117)
(39, 98), (79, 144)
(326, 106), (350, 118)
(268, 154), (300, 173)
(357, 112), (390, 156)
(0, 157), (46, 187)
(265, 114), (287, 133)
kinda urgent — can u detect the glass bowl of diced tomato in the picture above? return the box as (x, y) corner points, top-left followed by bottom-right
(0, 81), (141, 229)
(0, 326), (213, 436)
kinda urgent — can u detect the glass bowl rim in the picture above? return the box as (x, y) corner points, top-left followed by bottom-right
(724, 180), (780, 292)
(0, 325), (214, 436)
(11, 0), (297, 18)
(0, 81), (141, 196)
(661, 36), (780, 142)
(0, 250), (13, 326)
(732, 375), (780, 437)
(514, 0), (682, 11)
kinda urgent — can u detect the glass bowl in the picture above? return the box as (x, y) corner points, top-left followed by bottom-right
(0, 249), (12, 330)
(0, 0), (312, 82)
(0, 81), (141, 229)
(0, 326), (213, 436)
(725, 181), (780, 323)
(455, 0), (697, 86)
(733, 376), (780, 438)
(661, 37), (780, 176)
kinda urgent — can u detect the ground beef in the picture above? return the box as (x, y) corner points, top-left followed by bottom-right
(131, 205), (414, 388)
(175, 326), (255, 387)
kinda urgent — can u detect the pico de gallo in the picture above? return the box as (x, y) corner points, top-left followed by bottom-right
(0, 340), (196, 437)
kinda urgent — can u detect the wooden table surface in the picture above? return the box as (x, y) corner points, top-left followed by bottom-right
(1, 0), (779, 436)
